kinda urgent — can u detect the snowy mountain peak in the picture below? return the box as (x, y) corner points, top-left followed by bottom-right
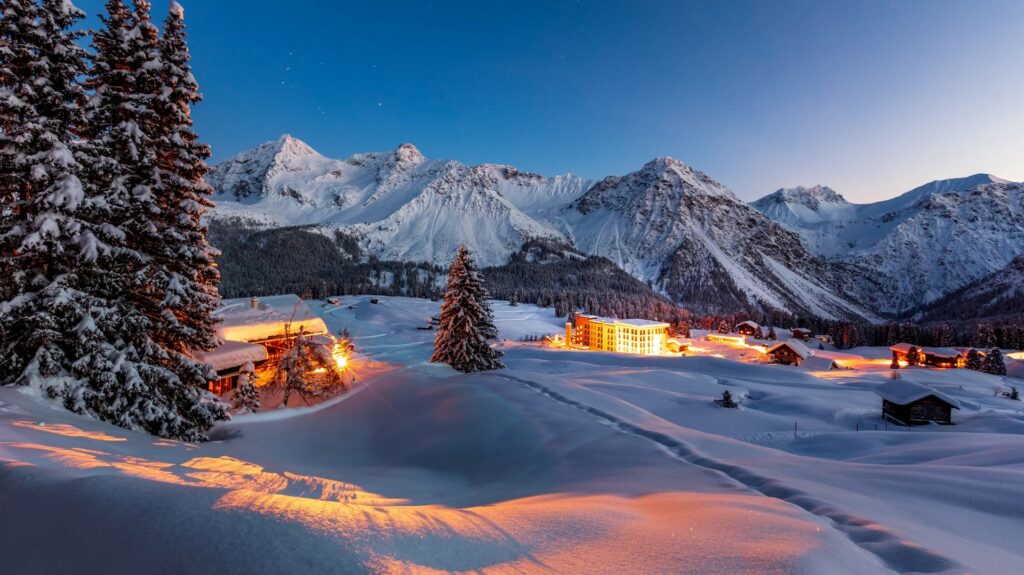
(274, 134), (320, 159)
(774, 185), (847, 206)
(394, 142), (424, 162)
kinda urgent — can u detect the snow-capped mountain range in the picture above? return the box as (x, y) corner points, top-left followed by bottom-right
(207, 135), (1023, 321)
(751, 175), (1024, 313)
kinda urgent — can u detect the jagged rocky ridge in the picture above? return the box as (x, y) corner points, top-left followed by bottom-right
(206, 135), (1018, 321)
(753, 176), (1024, 313)
(911, 256), (1024, 322)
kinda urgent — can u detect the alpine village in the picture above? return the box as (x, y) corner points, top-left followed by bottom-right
(1, 2), (1023, 574)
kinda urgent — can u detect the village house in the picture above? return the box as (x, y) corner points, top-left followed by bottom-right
(765, 339), (812, 366)
(735, 321), (761, 337)
(196, 295), (333, 395)
(791, 328), (812, 341)
(875, 379), (960, 425)
(566, 314), (670, 356)
(889, 343), (965, 368)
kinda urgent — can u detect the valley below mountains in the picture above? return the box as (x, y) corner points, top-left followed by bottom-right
(206, 135), (1024, 322)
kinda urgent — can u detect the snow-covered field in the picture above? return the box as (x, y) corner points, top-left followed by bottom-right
(2, 297), (1023, 574)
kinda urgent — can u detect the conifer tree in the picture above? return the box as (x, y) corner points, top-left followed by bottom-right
(986, 348), (1006, 376)
(279, 333), (345, 405)
(906, 346), (922, 367)
(233, 362), (260, 414)
(890, 354), (900, 370)
(966, 348), (982, 371)
(64, 0), (226, 440)
(0, 0), (110, 395)
(432, 245), (504, 372)
(767, 326), (777, 341)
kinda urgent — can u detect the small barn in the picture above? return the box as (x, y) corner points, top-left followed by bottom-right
(735, 321), (761, 337)
(875, 380), (960, 425)
(791, 328), (812, 341)
(766, 339), (811, 366)
(667, 338), (690, 353)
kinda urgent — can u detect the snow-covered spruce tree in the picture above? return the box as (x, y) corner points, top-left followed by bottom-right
(66, 0), (226, 440)
(149, 2), (222, 363)
(232, 362), (260, 414)
(965, 348), (982, 371)
(431, 245), (504, 373)
(986, 348), (1006, 376)
(0, 0), (112, 395)
(278, 333), (345, 405)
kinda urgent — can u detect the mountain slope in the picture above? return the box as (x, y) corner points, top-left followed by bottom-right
(913, 255), (1024, 321)
(752, 176), (1024, 312)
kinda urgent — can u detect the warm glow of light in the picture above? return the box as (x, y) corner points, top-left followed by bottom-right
(332, 344), (349, 370)
(12, 421), (126, 442)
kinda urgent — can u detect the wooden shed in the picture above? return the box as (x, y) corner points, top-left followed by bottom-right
(875, 380), (960, 425)
(765, 340), (811, 366)
(735, 321), (761, 337)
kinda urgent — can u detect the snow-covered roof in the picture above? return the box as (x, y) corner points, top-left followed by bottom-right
(215, 295), (328, 343)
(766, 339), (811, 359)
(889, 343), (963, 358)
(616, 318), (670, 328)
(791, 327), (811, 334)
(874, 380), (961, 408)
(801, 355), (838, 371)
(736, 320), (760, 330)
(194, 340), (268, 373)
(582, 316), (668, 328)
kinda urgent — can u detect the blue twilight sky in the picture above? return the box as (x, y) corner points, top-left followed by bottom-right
(72, 0), (1024, 202)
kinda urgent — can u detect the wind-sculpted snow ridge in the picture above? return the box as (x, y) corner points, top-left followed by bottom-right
(753, 175), (1024, 313)
(208, 137), (880, 320)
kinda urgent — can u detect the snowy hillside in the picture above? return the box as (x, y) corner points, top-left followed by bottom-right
(208, 137), (878, 320)
(752, 175), (1024, 313)
(3, 296), (1023, 573)
(915, 255), (1024, 321)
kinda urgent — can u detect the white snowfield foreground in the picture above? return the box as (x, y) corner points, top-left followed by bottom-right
(2, 297), (1024, 574)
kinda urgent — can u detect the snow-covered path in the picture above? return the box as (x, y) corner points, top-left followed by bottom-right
(2, 296), (1023, 574)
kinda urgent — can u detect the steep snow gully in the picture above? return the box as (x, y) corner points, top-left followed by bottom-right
(497, 373), (964, 575)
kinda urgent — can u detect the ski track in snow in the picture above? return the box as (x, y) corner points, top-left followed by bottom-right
(497, 372), (966, 575)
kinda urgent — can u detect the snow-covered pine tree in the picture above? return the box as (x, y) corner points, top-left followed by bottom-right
(890, 354), (900, 369)
(965, 348), (982, 371)
(0, 0), (112, 397)
(431, 245), (503, 373)
(278, 333), (345, 405)
(67, 0), (226, 440)
(148, 2), (222, 366)
(767, 326), (777, 340)
(233, 362), (260, 414)
(986, 348), (1006, 376)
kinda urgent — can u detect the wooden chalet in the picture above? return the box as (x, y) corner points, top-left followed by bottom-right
(889, 343), (965, 368)
(791, 328), (812, 341)
(875, 380), (960, 425)
(200, 295), (332, 395)
(765, 339), (812, 366)
(735, 321), (761, 337)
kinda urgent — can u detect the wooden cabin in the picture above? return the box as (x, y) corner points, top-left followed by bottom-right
(890, 343), (964, 368)
(765, 340), (811, 366)
(875, 380), (960, 425)
(791, 328), (812, 341)
(735, 321), (761, 337)
(200, 294), (332, 395)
